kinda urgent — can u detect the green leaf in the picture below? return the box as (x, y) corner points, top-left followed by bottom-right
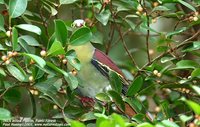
(0, 68), (6, 76)
(54, 19), (68, 46)
(108, 90), (125, 111)
(16, 24), (41, 35)
(59, 0), (78, 5)
(190, 85), (200, 96)
(177, 0), (196, 12)
(161, 56), (176, 63)
(152, 6), (170, 12)
(0, 44), (7, 50)
(95, 9), (111, 26)
(66, 50), (81, 70)
(12, 27), (18, 50)
(166, 27), (187, 38)
(137, 122), (154, 127)
(125, 19), (136, 31)
(18, 39), (35, 53)
(0, 0), (4, 4)
(0, 14), (5, 32)
(90, 31), (103, 44)
(9, 0), (28, 18)
(80, 112), (96, 121)
(156, 120), (179, 127)
(179, 114), (193, 123)
(22, 53), (46, 68)
(46, 62), (68, 76)
(176, 60), (199, 69)
(157, 46), (168, 52)
(111, 113), (126, 127)
(0, 108), (12, 120)
(43, 1), (58, 16)
(3, 88), (22, 105)
(182, 41), (200, 52)
(64, 73), (78, 90)
(127, 76), (143, 96)
(6, 65), (26, 82)
(18, 35), (40, 46)
(71, 121), (86, 127)
(96, 93), (111, 102)
(161, 101), (172, 118)
(109, 71), (122, 93)
(48, 41), (65, 56)
(125, 98), (143, 113)
(35, 77), (62, 94)
(70, 27), (92, 46)
(191, 68), (200, 78)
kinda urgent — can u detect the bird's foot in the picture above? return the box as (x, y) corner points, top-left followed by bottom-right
(80, 96), (95, 107)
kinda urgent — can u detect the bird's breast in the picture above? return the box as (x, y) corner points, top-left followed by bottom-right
(77, 61), (111, 97)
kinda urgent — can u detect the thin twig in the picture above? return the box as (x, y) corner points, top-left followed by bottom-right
(139, 29), (200, 71)
(139, 0), (151, 63)
(109, 1), (139, 69)
(39, 6), (49, 38)
(61, 100), (69, 123)
(105, 23), (115, 54)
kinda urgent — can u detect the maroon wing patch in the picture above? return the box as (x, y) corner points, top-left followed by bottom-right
(93, 49), (124, 77)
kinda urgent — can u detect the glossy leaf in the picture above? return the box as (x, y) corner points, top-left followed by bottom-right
(3, 88), (22, 105)
(191, 68), (200, 78)
(70, 27), (92, 46)
(6, 65), (26, 82)
(166, 27), (187, 38)
(48, 41), (65, 56)
(125, 98), (143, 113)
(152, 6), (170, 12)
(127, 76), (143, 96)
(0, 68), (6, 76)
(0, 108), (12, 120)
(12, 27), (18, 50)
(177, 0), (196, 12)
(108, 90), (125, 111)
(182, 41), (200, 52)
(71, 121), (86, 127)
(125, 19), (136, 31)
(64, 73), (79, 90)
(175, 60), (199, 69)
(66, 49), (81, 70)
(9, 0), (28, 18)
(161, 101), (172, 118)
(95, 9), (111, 26)
(109, 71), (122, 93)
(59, 0), (78, 5)
(111, 113), (126, 127)
(96, 93), (111, 102)
(46, 62), (68, 76)
(190, 85), (200, 96)
(137, 122), (154, 127)
(18, 38), (35, 53)
(54, 19), (68, 46)
(16, 24), (41, 35)
(161, 56), (176, 63)
(18, 35), (40, 46)
(0, 0), (4, 4)
(35, 77), (62, 94)
(179, 114), (193, 123)
(22, 53), (46, 68)
(156, 120), (179, 127)
(0, 14), (5, 32)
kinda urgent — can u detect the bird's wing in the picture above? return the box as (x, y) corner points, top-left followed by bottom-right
(91, 49), (129, 94)
(91, 49), (153, 120)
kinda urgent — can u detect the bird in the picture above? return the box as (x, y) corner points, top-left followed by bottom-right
(68, 19), (153, 119)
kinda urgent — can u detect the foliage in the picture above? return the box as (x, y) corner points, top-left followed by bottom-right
(0, 0), (200, 127)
